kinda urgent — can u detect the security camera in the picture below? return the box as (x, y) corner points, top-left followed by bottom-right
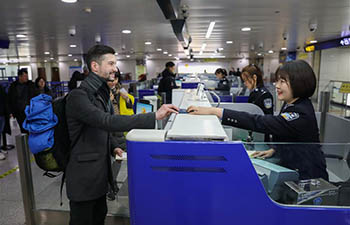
(69, 27), (76, 37)
(95, 34), (101, 43)
(309, 23), (317, 32)
(282, 32), (288, 41)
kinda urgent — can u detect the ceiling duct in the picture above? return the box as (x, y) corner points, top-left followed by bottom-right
(156, 0), (181, 20)
(171, 19), (192, 49)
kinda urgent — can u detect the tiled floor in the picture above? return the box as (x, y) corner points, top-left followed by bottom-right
(0, 124), (129, 225)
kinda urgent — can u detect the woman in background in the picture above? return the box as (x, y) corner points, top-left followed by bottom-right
(34, 77), (53, 97)
(215, 68), (231, 95)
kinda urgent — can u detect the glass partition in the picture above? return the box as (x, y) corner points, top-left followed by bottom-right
(244, 142), (350, 207)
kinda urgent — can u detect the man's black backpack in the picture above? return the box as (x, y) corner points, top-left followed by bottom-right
(33, 95), (73, 176)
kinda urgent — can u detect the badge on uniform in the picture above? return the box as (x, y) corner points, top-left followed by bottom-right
(281, 112), (299, 121)
(263, 98), (272, 109)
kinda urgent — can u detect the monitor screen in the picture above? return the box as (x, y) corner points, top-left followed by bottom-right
(136, 102), (154, 114)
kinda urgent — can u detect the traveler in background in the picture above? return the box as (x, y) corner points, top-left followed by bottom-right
(158, 61), (177, 104)
(187, 60), (328, 181)
(236, 68), (242, 77)
(65, 44), (178, 225)
(0, 85), (8, 160)
(8, 68), (36, 133)
(215, 68), (231, 95)
(68, 70), (85, 91)
(229, 67), (236, 76)
(34, 77), (53, 97)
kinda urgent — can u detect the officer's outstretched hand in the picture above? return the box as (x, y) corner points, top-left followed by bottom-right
(187, 106), (223, 118)
(156, 104), (179, 120)
(251, 149), (275, 159)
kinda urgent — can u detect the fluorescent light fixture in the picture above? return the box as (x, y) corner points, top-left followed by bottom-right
(199, 51), (203, 55)
(70, 44), (77, 48)
(122, 30), (131, 34)
(175, 57), (180, 60)
(74, 59), (78, 61)
(44, 52), (50, 55)
(157, 48), (162, 51)
(184, 49), (189, 55)
(167, 54), (172, 57)
(241, 27), (251, 32)
(145, 42), (152, 45)
(218, 47), (224, 51)
(61, 0), (77, 3)
(16, 34), (27, 38)
(194, 55), (226, 59)
(281, 47), (287, 50)
(268, 50), (274, 54)
(126, 55), (130, 58)
(226, 41), (233, 44)
(163, 51), (168, 54)
(205, 21), (216, 39)
(114, 53), (118, 56)
(310, 40), (318, 44)
(68, 54), (73, 57)
(201, 43), (207, 51)
(44, 60), (48, 62)
(27, 55), (31, 58)
(257, 53), (262, 56)
(50, 58), (54, 60)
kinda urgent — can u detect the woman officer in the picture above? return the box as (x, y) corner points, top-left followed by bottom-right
(187, 60), (328, 181)
(215, 68), (231, 95)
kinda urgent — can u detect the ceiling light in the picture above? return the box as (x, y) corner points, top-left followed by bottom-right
(175, 57), (180, 60)
(70, 44), (77, 48)
(268, 50), (274, 54)
(126, 55), (130, 58)
(226, 41), (233, 44)
(61, 0), (77, 3)
(68, 54), (73, 57)
(218, 47), (224, 51)
(16, 34), (27, 38)
(241, 27), (251, 32)
(205, 21), (216, 39)
(201, 43), (207, 51)
(122, 30), (132, 34)
(74, 59), (78, 61)
(168, 54), (172, 56)
(281, 47), (287, 50)
(27, 55), (31, 58)
(114, 53), (118, 56)
(157, 48), (162, 51)
(184, 49), (189, 55)
(163, 51), (168, 54)
(145, 42), (152, 45)
(310, 40), (318, 44)
(44, 60), (48, 62)
(257, 53), (262, 56)
(44, 52), (50, 55)
(50, 58), (54, 60)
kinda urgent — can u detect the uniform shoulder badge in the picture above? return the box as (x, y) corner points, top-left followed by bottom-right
(281, 112), (299, 122)
(263, 98), (272, 109)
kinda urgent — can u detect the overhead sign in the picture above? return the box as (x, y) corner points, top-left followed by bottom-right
(339, 82), (350, 94)
(340, 37), (350, 46)
(304, 36), (350, 52)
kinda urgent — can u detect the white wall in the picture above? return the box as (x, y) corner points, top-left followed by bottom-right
(263, 56), (280, 82)
(117, 60), (137, 80)
(319, 48), (350, 97)
(146, 60), (170, 79)
(59, 62), (70, 81)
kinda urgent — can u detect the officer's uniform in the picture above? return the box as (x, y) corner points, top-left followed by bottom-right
(248, 86), (273, 142)
(215, 77), (231, 95)
(222, 98), (328, 180)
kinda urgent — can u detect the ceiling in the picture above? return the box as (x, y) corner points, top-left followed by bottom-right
(0, 0), (350, 63)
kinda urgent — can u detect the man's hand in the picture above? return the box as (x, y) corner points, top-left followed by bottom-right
(113, 148), (124, 157)
(251, 149), (275, 159)
(155, 104), (179, 120)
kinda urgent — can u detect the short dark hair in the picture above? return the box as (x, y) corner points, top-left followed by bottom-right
(86, 45), (115, 71)
(215, 68), (227, 77)
(242, 64), (264, 87)
(34, 76), (46, 88)
(18, 68), (28, 76)
(275, 60), (316, 98)
(165, 61), (175, 68)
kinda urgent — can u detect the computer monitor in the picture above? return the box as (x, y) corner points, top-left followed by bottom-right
(136, 102), (154, 114)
